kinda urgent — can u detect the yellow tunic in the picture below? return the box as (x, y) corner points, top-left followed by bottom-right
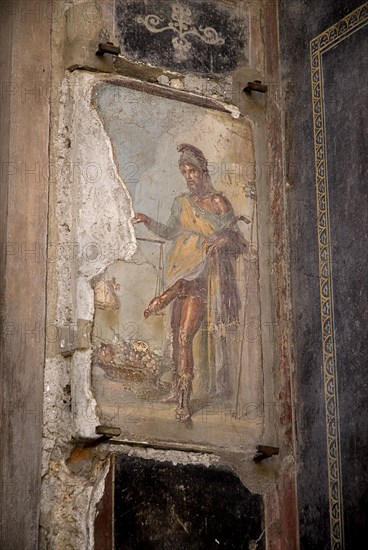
(155, 194), (236, 284)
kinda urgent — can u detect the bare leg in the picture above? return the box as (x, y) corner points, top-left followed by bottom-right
(175, 295), (205, 422)
(171, 298), (182, 369)
(144, 278), (206, 418)
(161, 298), (183, 403)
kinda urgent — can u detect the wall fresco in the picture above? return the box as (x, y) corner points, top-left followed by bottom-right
(115, 0), (249, 74)
(91, 80), (263, 449)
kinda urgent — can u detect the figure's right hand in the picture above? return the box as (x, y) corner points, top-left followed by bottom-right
(132, 213), (150, 225)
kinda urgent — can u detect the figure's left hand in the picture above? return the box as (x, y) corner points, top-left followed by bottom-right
(207, 235), (229, 256)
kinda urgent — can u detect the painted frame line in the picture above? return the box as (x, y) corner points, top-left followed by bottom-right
(310, 3), (368, 548)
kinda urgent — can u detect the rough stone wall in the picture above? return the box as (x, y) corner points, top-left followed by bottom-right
(40, 1), (295, 548)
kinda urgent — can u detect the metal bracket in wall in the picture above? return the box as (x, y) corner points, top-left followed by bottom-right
(71, 426), (122, 449)
(96, 42), (121, 57)
(58, 319), (92, 356)
(253, 445), (279, 463)
(92, 426), (122, 446)
(244, 80), (268, 94)
(96, 425), (122, 438)
(59, 325), (78, 356)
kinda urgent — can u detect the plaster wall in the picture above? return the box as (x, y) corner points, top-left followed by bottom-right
(39, 1), (294, 548)
(280, 0), (368, 547)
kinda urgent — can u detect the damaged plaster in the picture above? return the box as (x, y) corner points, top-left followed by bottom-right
(41, 70), (138, 549)
(57, 71), (137, 439)
(39, 1), (291, 548)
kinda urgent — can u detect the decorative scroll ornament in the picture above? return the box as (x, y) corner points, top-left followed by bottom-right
(137, 2), (225, 61)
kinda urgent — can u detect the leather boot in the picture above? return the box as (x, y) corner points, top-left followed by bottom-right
(175, 375), (192, 422)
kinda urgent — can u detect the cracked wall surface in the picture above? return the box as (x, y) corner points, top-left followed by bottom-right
(40, 1), (294, 548)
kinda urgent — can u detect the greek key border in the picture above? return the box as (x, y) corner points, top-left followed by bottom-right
(310, 3), (368, 549)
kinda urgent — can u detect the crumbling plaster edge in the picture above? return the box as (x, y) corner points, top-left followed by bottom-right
(55, 71), (138, 440)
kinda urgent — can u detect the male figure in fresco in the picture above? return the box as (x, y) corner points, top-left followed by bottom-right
(133, 144), (248, 422)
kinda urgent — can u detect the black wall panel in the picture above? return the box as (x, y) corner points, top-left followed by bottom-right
(280, 1), (368, 548)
